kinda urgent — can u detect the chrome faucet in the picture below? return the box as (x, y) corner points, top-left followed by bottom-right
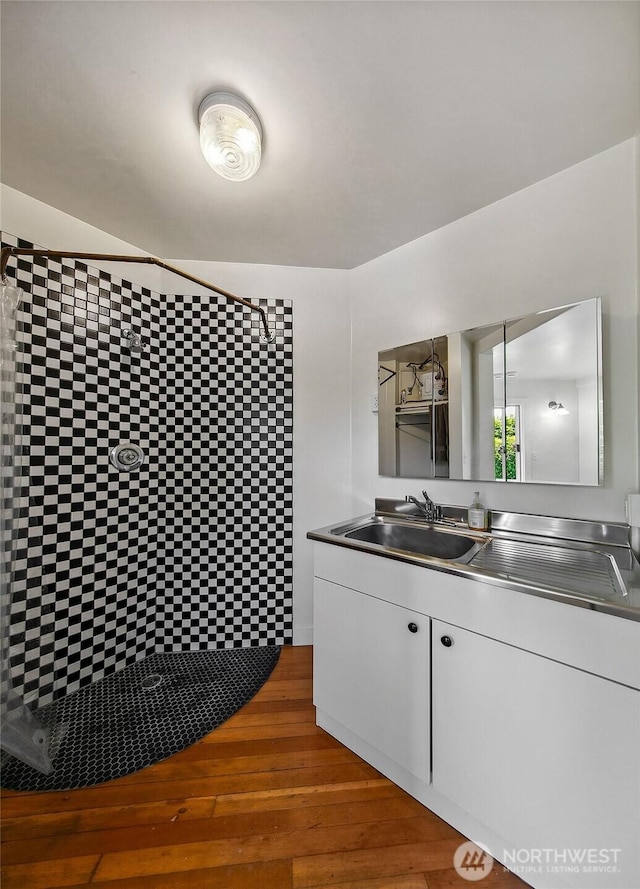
(406, 490), (442, 523)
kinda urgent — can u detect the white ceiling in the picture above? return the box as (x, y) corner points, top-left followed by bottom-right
(1, 1), (638, 269)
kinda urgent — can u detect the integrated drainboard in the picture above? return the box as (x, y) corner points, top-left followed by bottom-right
(471, 538), (626, 601)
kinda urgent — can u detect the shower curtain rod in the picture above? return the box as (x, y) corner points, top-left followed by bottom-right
(0, 247), (275, 342)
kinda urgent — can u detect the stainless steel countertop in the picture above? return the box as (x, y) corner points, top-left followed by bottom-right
(308, 502), (640, 622)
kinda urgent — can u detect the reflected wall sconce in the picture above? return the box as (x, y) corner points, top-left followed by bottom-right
(198, 91), (262, 181)
(548, 401), (569, 415)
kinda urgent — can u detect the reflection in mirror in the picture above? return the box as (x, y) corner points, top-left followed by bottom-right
(450, 322), (505, 481)
(379, 337), (450, 478)
(378, 297), (602, 485)
(502, 299), (602, 485)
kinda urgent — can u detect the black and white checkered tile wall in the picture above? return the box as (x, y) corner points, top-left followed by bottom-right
(1, 233), (293, 707)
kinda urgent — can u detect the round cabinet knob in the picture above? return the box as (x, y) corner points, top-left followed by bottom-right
(407, 622), (419, 634)
(440, 635), (453, 647)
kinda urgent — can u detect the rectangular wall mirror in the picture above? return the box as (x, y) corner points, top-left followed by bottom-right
(378, 297), (603, 485)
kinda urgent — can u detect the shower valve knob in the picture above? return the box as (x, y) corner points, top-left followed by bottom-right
(109, 443), (145, 472)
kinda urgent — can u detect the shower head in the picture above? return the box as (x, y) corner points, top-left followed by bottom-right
(122, 330), (147, 353)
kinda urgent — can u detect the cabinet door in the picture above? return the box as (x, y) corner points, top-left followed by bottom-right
(432, 619), (640, 888)
(314, 577), (430, 782)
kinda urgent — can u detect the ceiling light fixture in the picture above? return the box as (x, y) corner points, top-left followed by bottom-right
(548, 401), (569, 415)
(198, 91), (262, 182)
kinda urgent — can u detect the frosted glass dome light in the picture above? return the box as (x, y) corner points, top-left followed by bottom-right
(198, 92), (262, 182)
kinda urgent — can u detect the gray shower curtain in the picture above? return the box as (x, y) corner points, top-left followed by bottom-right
(1, 280), (52, 774)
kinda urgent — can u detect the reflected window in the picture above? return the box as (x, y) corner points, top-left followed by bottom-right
(494, 406), (522, 481)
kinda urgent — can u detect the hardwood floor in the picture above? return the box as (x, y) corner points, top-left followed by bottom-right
(1, 645), (528, 889)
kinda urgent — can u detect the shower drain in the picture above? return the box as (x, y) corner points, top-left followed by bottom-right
(140, 673), (163, 691)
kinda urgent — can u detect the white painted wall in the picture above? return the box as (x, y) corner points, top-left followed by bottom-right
(1, 185), (352, 645)
(0, 185), (163, 292)
(349, 138), (639, 523)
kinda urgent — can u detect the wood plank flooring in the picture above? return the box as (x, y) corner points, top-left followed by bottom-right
(1, 645), (528, 889)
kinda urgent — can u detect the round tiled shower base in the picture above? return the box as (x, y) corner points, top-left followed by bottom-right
(0, 646), (281, 792)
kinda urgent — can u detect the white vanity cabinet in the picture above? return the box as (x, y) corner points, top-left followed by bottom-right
(312, 540), (640, 889)
(432, 620), (640, 886)
(313, 577), (430, 782)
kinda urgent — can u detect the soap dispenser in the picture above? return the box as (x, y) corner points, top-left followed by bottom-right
(468, 491), (489, 531)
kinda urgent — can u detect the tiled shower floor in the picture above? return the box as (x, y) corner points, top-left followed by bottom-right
(0, 646), (281, 792)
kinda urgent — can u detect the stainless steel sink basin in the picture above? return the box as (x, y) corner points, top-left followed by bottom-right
(325, 517), (488, 564)
(346, 522), (478, 560)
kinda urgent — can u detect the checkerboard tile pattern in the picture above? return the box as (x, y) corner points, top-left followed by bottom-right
(1, 233), (293, 707)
